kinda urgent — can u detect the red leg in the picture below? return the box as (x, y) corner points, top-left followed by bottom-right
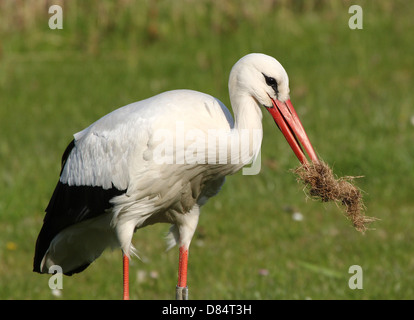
(123, 254), (130, 300)
(176, 246), (189, 300)
(177, 246), (188, 287)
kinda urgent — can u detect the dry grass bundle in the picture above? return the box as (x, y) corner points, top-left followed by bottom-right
(293, 161), (377, 233)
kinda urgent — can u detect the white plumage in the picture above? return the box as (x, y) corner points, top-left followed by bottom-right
(60, 90), (234, 190)
(34, 53), (318, 299)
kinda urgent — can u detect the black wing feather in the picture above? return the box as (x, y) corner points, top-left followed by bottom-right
(33, 139), (126, 275)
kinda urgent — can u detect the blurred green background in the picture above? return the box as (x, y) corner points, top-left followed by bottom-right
(0, 0), (413, 299)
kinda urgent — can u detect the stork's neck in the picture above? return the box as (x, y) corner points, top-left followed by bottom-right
(231, 94), (263, 131)
(229, 93), (264, 164)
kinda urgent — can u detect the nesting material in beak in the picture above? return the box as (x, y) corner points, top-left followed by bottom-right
(293, 161), (377, 233)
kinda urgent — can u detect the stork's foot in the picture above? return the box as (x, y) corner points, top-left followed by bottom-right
(176, 286), (188, 300)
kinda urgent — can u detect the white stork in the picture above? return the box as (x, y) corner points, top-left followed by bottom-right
(33, 53), (319, 300)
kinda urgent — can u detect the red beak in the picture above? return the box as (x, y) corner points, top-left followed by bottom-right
(266, 98), (319, 165)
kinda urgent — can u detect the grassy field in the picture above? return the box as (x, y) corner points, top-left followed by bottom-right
(1, 0), (413, 299)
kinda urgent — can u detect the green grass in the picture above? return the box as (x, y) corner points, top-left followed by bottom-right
(1, 0), (413, 299)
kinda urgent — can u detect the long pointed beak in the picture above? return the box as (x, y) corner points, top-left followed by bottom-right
(266, 98), (319, 165)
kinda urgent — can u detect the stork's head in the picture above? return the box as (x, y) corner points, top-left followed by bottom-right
(229, 53), (319, 164)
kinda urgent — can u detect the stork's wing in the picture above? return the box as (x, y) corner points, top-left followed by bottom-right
(33, 138), (126, 274)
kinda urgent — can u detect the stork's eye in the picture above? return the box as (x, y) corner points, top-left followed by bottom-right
(265, 76), (276, 86)
(262, 73), (279, 94)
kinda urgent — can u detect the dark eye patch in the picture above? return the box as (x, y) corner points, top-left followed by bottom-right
(262, 73), (279, 95)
